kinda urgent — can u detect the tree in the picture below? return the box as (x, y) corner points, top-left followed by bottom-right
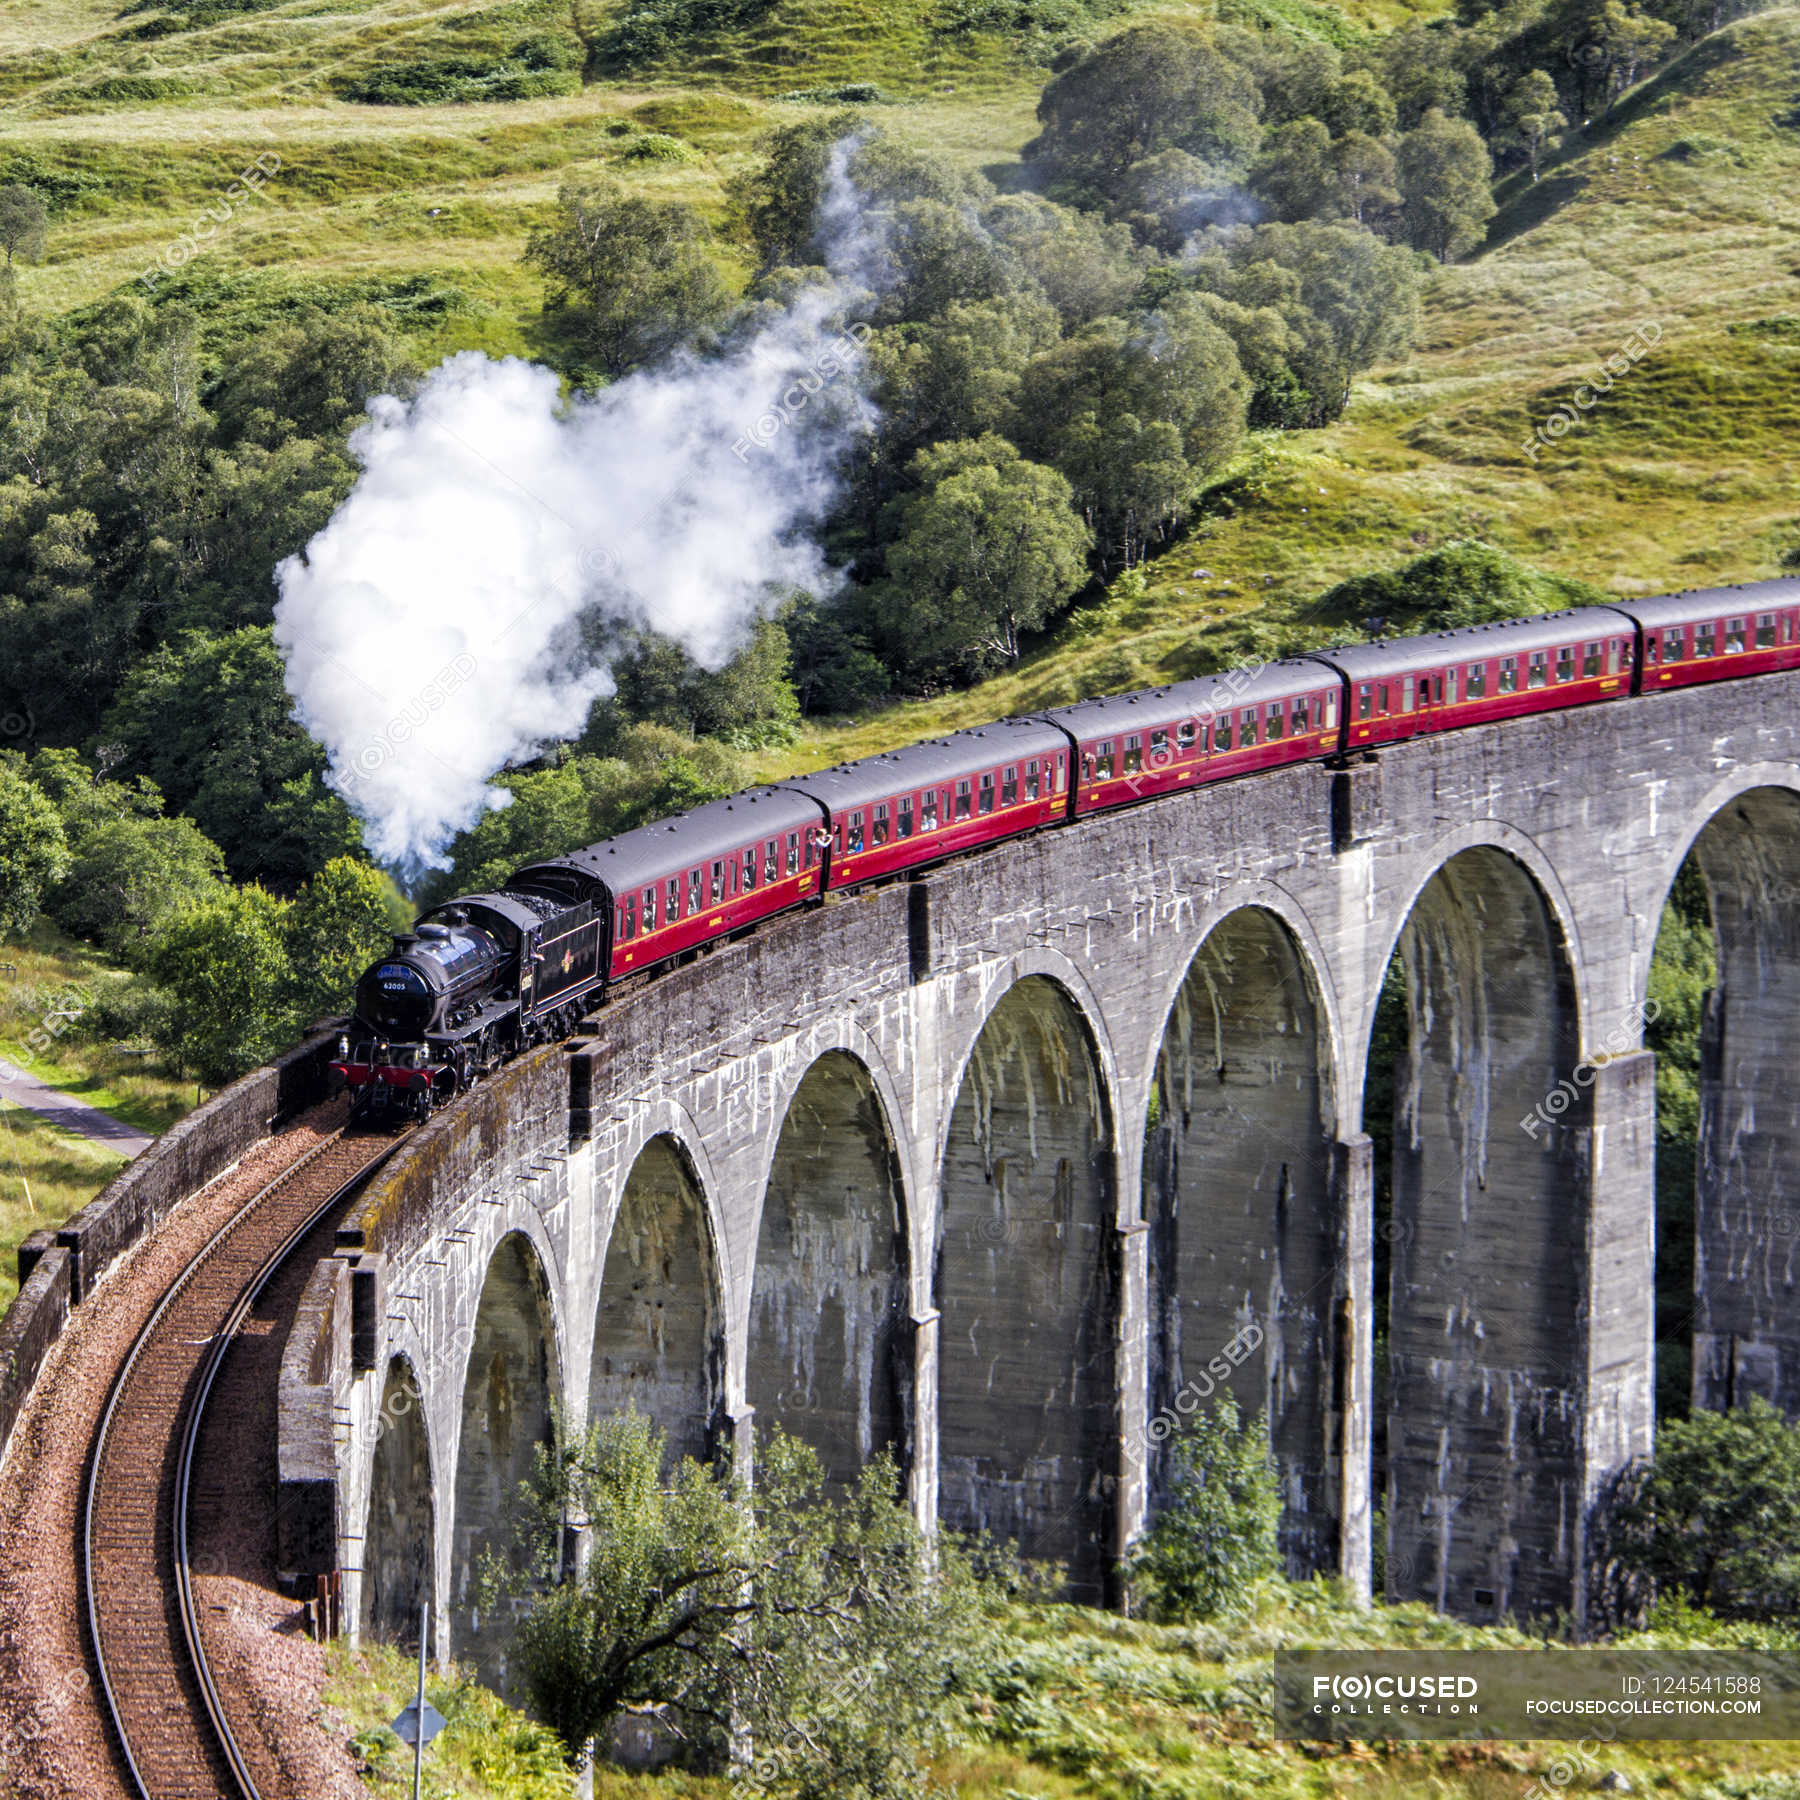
(1329, 132), (1400, 227)
(1248, 119), (1336, 224)
(488, 1409), (982, 1789)
(53, 815), (225, 958)
(209, 305), (419, 448)
(1024, 24), (1262, 206)
(1501, 69), (1568, 180)
(879, 435), (1091, 676)
(0, 758), (68, 938)
(284, 856), (407, 1023)
(1603, 1398), (1800, 1619)
(101, 627), (359, 885)
(146, 884), (297, 1084)
(1015, 295), (1249, 568)
(1597, 0), (1677, 99)
(1126, 1396), (1281, 1623)
(0, 186), (46, 268)
(598, 618), (800, 746)
(525, 180), (730, 378)
(1396, 107), (1496, 261)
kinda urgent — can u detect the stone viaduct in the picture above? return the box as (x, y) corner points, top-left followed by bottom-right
(277, 673), (1800, 1668)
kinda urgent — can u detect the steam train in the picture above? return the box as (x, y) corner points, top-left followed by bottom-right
(334, 578), (1800, 1119)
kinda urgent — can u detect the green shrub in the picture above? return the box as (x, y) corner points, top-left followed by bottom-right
(1127, 1396), (1281, 1623)
(338, 35), (582, 106)
(597, 0), (779, 69)
(1602, 1396), (1800, 1621)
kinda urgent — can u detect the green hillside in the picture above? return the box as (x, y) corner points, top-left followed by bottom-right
(8, 4), (1796, 779)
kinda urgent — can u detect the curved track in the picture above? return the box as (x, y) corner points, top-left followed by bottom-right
(82, 1128), (399, 1800)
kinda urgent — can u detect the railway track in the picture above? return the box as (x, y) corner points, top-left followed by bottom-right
(82, 1126), (401, 1800)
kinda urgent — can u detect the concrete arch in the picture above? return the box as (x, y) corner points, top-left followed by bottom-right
(359, 1354), (435, 1647)
(935, 971), (1117, 1601)
(1357, 821), (1587, 1121)
(934, 949), (1127, 1221)
(451, 1231), (560, 1671)
(1666, 781), (1800, 1415)
(748, 1049), (910, 1487)
(746, 1021), (921, 1246)
(1143, 904), (1340, 1575)
(1136, 884), (1348, 1149)
(1373, 844), (1583, 1623)
(590, 1132), (725, 1471)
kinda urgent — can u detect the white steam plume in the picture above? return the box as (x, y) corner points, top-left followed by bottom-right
(274, 154), (877, 874)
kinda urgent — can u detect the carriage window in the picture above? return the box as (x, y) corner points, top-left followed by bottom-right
(1025, 759), (1040, 800)
(1215, 715), (1233, 751)
(1727, 617), (1746, 653)
(1757, 613), (1777, 649)
(1241, 707), (1259, 746)
(1621, 635), (1634, 667)
(712, 860), (727, 902)
(1002, 766), (1018, 805)
(922, 789), (939, 831)
(1096, 741), (1115, 779)
(1123, 735), (1142, 773)
(847, 813), (865, 853)
(1055, 755), (1067, 791)
(1257, 702), (1276, 740)
(1528, 652), (1548, 688)
(956, 780), (972, 819)
(1399, 677), (1414, 713)
(1150, 728), (1169, 761)
(1178, 718), (1198, 749)
(832, 820), (844, 856)
(1466, 662), (1486, 697)
(689, 868), (704, 911)
(898, 796), (914, 838)
(1323, 692), (1338, 728)
(803, 829), (817, 869)
(1583, 642), (1602, 678)
(621, 897), (636, 940)
(668, 877), (682, 919)
(1787, 614), (1797, 643)
(1083, 752), (1095, 783)
(742, 847), (758, 889)
(1499, 657), (1518, 693)
(1696, 621), (1717, 658)
(1555, 646), (1574, 683)
(765, 839), (779, 883)
(1664, 626), (1685, 662)
(1292, 696), (1309, 734)
(787, 833), (801, 875)
(873, 804), (889, 846)
(1358, 684), (1373, 719)
(643, 886), (658, 930)
(1606, 640), (1620, 675)
(978, 772), (995, 815)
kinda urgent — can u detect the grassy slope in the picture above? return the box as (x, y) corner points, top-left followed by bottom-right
(326, 1586), (1800, 1799)
(20, 0), (1790, 785)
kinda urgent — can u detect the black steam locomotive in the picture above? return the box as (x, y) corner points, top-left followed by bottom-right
(335, 887), (605, 1121)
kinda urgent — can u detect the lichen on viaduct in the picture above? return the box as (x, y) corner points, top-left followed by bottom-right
(277, 675), (1800, 1667)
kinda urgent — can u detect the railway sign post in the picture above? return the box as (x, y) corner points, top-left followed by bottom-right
(392, 1602), (446, 1800)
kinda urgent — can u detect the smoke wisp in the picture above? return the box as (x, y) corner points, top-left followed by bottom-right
(274, 159), (877, 874)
